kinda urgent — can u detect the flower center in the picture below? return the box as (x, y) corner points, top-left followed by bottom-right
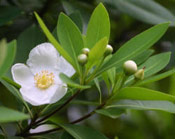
(34, 70), (54, 89)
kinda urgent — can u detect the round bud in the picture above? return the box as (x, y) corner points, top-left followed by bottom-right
(104, 44), (113, 56)
(78, 54), (88, 65)
(82, 48), (90, 55)
(123, 60), (137, 75)
(134, 69), (144, 80)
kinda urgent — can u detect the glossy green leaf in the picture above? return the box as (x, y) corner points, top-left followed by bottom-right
(85, 3), (110, 48)
(94, 78), (102, 104)
(57, 13), (84, 74)
(59, 73), (90, 89)
(105, 0), (175, 25)
(69, 11), (83, 32)
(0, 79), (21, 101)
(86, 37), (108, 69)
(113, 87), (175, 103)
(0, 40), (16, 78)
(136, 69), (175, 86)
(0, 106), (29, 123)
(133, 49), (154, 65)
(34, 12), (75, 68)
(96, 108), (125, 119)
(97, 22), (169, 75)
(107, 99), (175, 113)
(139, 52), (171, 77)
(0, 6), (21, 26)
(60, 131), (74, 139)
(71, 100), (99, 106)
(125, 52), (171, 85)
(59, 124), (108, 139)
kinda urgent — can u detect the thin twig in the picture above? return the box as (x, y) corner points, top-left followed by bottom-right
(18, 90), (81, 136)
(23, 102), (106, 137)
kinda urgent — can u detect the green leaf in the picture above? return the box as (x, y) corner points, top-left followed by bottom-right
(107, 67), (116, 86)
(85, 3), (110, 48)
(112, 87), (175, 103)
(107, 99), (175, 114)
(34, 12), (75, 68)
(96, 108), (125, 119)
(107, 0), (175, 26)
(0, 6), (21, 26)
(0, 106), (29, 123)
(60, 131), (74, 139)
(0, 40), (16, 78)
(69, 11), (83, 32)
(59, 124), (108, 139)
(59, 73), (90, 89)
(125, 52), (171, 85)
(94, 78), (102, 104)
(15, 25), (45, 63)
(139, 52), (171, 77)
(71, 100), (99, 106)
(133, 49), (154, 65)
(86, 37), (108, 69)
(136, 69), (175, 86)
(0, 79), (21, 101)
(57, 13), (84, 74)
(97, 22), (169, 75)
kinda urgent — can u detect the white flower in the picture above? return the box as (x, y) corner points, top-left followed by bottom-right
(11, 43), (75, 106)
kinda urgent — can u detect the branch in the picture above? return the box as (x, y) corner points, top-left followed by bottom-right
(23, 102), (106, 137)
(18, 90), (81, 136)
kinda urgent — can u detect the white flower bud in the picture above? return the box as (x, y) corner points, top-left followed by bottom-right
(104, 44), (113, 56)
(134, 68), (144, 80)
(82, 48), (90, 55)
(123, 60), (137, 75)
(78, 54), (88, 65)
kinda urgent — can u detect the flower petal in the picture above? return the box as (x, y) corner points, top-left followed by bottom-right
(27, 43), (59, 74)
(49, 84), (67, 103)
(11, 63), (34, 87)
(58, 56), (75, 77)
(20, 83), (67, 106)
(20, 86), (52, 106)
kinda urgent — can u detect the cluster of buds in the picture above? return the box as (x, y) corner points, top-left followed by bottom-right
(77, 48), (90, 65)
(123, 60), (145, 80)
(77, 44), (113, 65)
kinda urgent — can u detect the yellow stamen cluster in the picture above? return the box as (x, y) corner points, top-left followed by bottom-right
(34, 70), (54, 89)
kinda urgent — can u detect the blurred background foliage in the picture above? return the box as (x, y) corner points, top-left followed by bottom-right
(1, 0), (175, 138)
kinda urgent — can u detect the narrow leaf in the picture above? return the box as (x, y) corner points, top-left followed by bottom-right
(0, 106), (29, 123)
(59, 124), (108, 139)
(86, 3), (110, 48)
(133, 49), (154, 65)
(106, 0), (175, 25)
(97, 22), (169, 75)
(59, 73), (90, 89)
(125, 52), (171, 85)
(0, 40), (16, 78)
(96, 108), (125, 119)
(57, 13), (84, 74)
(107, 99), (175, 114)
(136, 69), (175, 86)
(86, 37), (108, 69)
(113, 87), (175, 103)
